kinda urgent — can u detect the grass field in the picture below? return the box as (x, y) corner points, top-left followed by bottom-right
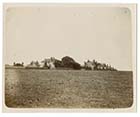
(5, 68), (133, 108)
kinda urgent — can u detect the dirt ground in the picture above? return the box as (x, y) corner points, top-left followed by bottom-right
(5, 69), (133, 108)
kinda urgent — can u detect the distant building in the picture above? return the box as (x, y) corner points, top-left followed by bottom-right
(41, 57), (56, 69)
(26, 61), (40, 68)
(84, 60), (96, 70)
(84, 59), (117, 71)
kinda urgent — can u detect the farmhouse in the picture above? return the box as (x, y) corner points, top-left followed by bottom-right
(26, 61), (40, 68)
(84, 60), (96, 70)
(41, 57), (56, 69)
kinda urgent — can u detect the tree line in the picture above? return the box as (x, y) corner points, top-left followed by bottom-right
(12, 56), (117, 71)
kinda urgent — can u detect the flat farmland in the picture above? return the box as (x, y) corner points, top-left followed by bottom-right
(5, 68), (133, 108)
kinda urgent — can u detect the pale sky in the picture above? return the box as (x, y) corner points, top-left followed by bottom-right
(5, 5), (132, 70)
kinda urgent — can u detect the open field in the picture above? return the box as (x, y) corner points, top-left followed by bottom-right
(5, 68), (133, 108)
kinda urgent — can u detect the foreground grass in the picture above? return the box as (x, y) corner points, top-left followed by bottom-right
(5, 69), (133, 108)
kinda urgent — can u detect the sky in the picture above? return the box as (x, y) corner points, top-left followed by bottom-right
(4, 5), (132, 70)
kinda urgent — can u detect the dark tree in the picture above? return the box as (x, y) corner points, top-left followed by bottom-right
(61, 56), (81, 70)
(73, 62), (81, 70)
(54, 59), (64, 68)
(62, 56), (75, 68)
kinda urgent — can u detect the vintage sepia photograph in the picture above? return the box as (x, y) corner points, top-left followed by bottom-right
(3, 4), (136, 111)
